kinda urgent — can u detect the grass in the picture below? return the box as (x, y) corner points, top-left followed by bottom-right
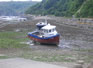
(74, 48), (93, 62)
(0, 56), (9, 59)
(19, 50), (75, 62)
(0, 31), (28, 48)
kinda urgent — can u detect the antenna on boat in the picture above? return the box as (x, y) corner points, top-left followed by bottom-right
(45, 16), (48, 24)
(45, 19), (47, 24)
(11, 0), (13, 1)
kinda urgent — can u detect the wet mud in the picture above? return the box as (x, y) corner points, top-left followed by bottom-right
(0, 16), (93, 66)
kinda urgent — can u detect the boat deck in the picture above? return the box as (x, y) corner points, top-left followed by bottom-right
(32, 31), (44, 38)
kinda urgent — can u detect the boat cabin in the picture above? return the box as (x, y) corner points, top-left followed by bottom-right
(40, 24), (57, 37)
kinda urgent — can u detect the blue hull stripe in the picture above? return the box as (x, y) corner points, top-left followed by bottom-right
(28, 32), (60, 40)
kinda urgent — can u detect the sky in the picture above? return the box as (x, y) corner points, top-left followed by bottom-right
(0, 0), (42, 2)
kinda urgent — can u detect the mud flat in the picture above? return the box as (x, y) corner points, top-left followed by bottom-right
(0, 16), (93, 68)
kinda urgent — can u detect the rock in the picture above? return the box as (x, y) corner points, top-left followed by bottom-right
(73, 60), (84, 68)
(73, 64), (83, 68)
(15, 29), (21, 32)
(77, 60), (84, 65)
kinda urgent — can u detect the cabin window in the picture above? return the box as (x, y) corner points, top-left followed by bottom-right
(44, 30), (46, 32)
(44, 30), (48, 33)
(49, 30), (51, 32)
(41, 29), (43, 32)
(52, 29), (54, 32)
(46, 30), (48, 33)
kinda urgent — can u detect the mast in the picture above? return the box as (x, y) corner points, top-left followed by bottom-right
(45, 16), (48, 24)
(45, 19), (47, 24)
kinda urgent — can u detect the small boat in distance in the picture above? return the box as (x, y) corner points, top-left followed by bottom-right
(28, 20), (60, 45)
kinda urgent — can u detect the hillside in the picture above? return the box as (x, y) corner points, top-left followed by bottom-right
(26, 0), (93, 18)
(0, 1), (38, 16)
(75, 0), (93, 18)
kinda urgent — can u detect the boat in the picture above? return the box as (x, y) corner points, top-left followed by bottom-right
(28, 20), (60, 45)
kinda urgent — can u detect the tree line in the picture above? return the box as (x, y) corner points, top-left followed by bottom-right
(26, 0), (93, 18)
(0, 1), (38, 16)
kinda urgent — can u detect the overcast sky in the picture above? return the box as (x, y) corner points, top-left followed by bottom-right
(0, 0), (42, 2)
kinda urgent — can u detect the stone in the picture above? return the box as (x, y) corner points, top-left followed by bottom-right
(73, 64), (83, 68)
(77, 60), (84, 65)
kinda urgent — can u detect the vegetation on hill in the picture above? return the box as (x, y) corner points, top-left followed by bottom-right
(26, 0), (93, 18)
(0, 1), (38, 16)
(75, 0), (93, 18)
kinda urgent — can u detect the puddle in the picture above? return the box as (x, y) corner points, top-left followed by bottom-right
(20, 41), (34, 46)
(58, 39), (85, 49)
(58, 38), (93, 49)
(15, 29), (21, 32)
(58, 40), (70, 48)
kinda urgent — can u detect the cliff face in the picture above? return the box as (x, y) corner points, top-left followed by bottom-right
(26, 0), (93, 18)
